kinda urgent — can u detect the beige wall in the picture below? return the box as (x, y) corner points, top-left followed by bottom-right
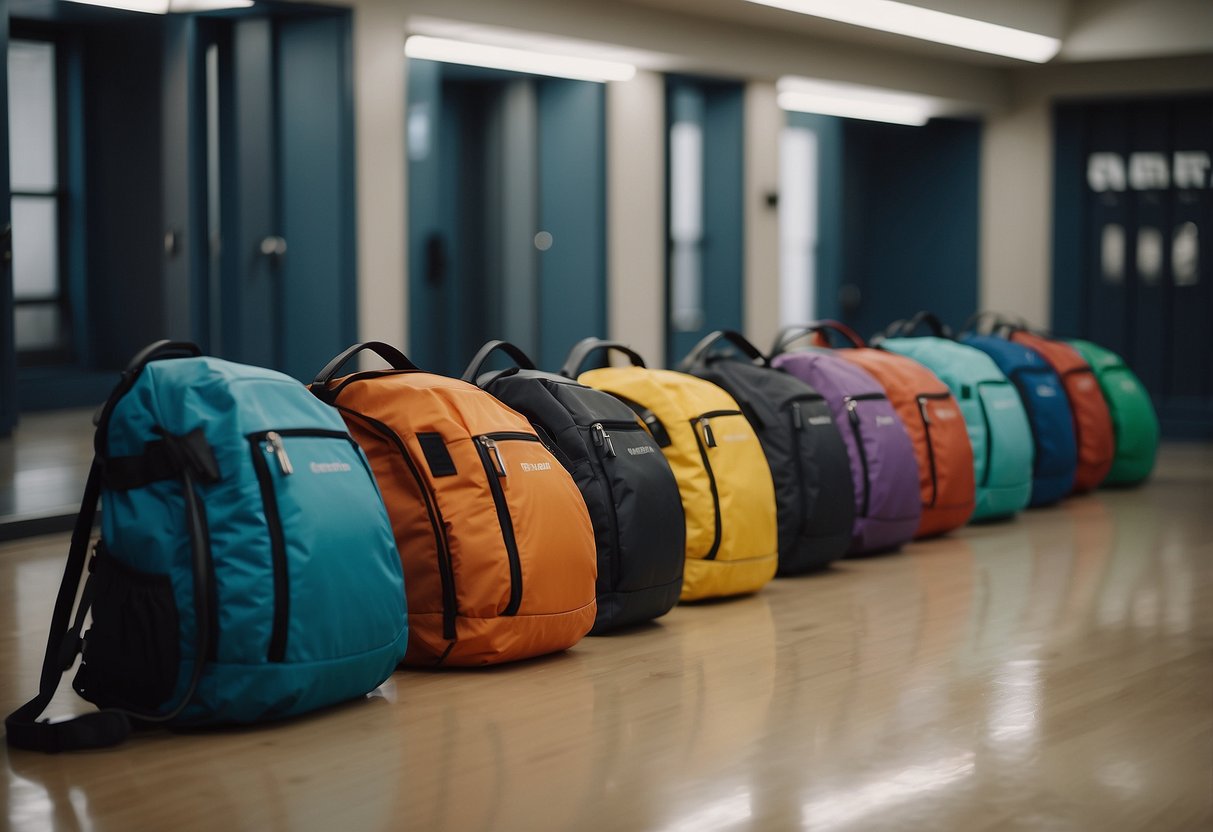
(606, 71), (666, 363)
(353, 1), (408, 359)
(980, 55), (1213, 329)
(342, 0), (1213, 352)
(744, 82), (782, 351)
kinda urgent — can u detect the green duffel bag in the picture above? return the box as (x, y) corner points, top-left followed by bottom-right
(1067, 339), (1159, 486)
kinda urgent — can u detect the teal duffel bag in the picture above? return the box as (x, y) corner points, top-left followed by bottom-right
(1068, 338), (1160, 486)
(876, 313), (1034, 520)
(6, 341), (408, 752)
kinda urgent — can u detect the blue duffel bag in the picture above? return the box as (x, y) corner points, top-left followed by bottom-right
(5, 341), (407, 752)
(962, 313), (1078, 506)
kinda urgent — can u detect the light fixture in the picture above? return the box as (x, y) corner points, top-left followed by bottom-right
(404, 35), (636, 83)
(745, 0), (1061, 63)
(776, 77), (933, 126)
(62, 0), (252, 12)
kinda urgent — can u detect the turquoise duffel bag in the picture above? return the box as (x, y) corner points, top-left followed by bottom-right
(876, 313), (1034, 521)
(6, 341), (408, 752)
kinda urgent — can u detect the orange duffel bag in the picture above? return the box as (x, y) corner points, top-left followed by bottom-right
(311, 342), (597, 666)
(1002, 326), (1115, 493)
(774, 322), (976, 539)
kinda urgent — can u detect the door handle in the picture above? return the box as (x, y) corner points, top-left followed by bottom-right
(259, 236), (288, 258)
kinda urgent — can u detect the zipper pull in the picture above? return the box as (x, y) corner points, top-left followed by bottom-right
(480, 436), (506, 477)
(265, 431), (293, 475)
(792, 402), (804, 430)
(592, 423), (616, 457)
(846, 399), (860, 426)
(918, 397), (931, 424)
(699, 417), (717, 448)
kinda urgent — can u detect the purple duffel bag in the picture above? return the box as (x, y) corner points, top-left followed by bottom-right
(772, 348), (922, 555)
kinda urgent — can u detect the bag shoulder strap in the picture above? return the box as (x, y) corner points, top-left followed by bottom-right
(4, 465), (134, 752)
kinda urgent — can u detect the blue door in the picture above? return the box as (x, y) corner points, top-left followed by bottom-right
(407, 62), (606, 376)
(0, 0), (14, 435)
(164, 8), (356, 381)
(1053, 96), (1213, 438)
(665, 78), (744, 366)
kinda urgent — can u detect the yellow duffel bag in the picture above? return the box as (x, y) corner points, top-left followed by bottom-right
(560, 339), (778, 602)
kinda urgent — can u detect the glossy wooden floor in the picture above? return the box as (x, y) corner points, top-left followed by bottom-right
(2, 445), (1211, 831)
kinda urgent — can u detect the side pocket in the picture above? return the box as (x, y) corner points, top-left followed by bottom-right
(73, 549), (180, 713)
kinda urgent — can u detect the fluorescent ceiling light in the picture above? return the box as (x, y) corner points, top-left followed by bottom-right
(776, 77), (934, 126)
(405, 35), (636, 83)
(745, 0), (1061, 63)
(62, 0), (252, 12)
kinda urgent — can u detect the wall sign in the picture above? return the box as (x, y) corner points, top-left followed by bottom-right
(1087, 151), (1211, 191)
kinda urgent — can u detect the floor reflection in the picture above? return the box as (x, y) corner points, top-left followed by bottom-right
(2, 445), (1211, 830)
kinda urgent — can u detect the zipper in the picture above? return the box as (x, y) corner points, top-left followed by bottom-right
(590, 423), (624, 591)
(476, 433), (542, 616)
(844, 398), (873, 518)
(246, 428), (355, 662)
(975, 381), (1006, 488)
(691, 411), (740, 560)
(786, 394), (825, 538)
(916, 392), (950, 508)
(335, 407), (458, 641)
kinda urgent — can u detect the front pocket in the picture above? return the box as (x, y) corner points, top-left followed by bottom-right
(976, 382), (1034, 489)
(476, 434), (526, 616)
(587, 421), (684, 593)
(1010, 367), (1075, 479)
(690, 411), (741, 560)
(73, 548), (180, 713)
(248, 428), (394, 662)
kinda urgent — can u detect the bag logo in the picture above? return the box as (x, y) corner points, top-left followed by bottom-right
(519, 461), (552, 472)
(934, 408), (958, 420)
(310, 461), (352, 474)
(1121, 380), (1139, 393)
(1076, 377), (1096, 391)
(992, 398), (1018, 410)
(722, 434), (751, 443)
(1036, 384), (1057, 397)
(808, 415), (833, 426)
(627, 446), (656, 456)
(875, 415), (895, 426)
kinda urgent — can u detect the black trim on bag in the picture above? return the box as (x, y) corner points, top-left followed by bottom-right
(844, 397), (873, 518)
(916, 392), (951, 507)
(475, 436), (526, 616)
(337, 408), (459, 642)
(690, 416), (728, 561)
(974, 381), (1014, 489)
(417, 432), (458, 478)
(248, 436), (290, 663)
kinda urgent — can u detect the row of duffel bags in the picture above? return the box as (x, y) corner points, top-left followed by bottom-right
(312, 311), (1156, 665)
(10, 316), (1156, 750)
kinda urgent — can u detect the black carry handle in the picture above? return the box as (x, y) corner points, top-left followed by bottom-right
(960, 311), (1012, 336)
(460, 340), (538, 383)
(559, 338), (647, 378)
(312, 342), (419, 388)
(897, 311), (953, 339)
(94, 341), (204, 456)
(678, 330), (769, 371)
(770, 321), (866, 356)
(124, 340), (203, 375)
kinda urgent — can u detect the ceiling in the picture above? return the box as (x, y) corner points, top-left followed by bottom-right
(613, 0), (1213, 67)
